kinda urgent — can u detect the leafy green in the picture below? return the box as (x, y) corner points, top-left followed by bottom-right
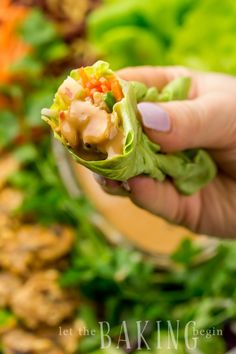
(13, 143), (38, 163)
(158, 77), (191, 101)
(171, 239), (202, 267)
(88, 0), (236, 75)
(60, 230), (236, 352)
(0, 310), (14, 326)
(132, 331), (226, 353)
(93, 26), (164, 70)
(87, 0), (194, 69)
(194, 335), (226, 354)
(43, 61), (216, 195)
(3, 9), (70, 134)
(11, 56), (43, 77)
(169, 0), (236, 74)
(0, 84), (22, 100)
(5, 124), (233, 354)
(0, 310), (16, 337)
(24, 82), (58, 127)
(12, 9), (69, 79)
(0, 110), (19, 149)
(92, 348), (124, 354)
(2, 3), (236, 353)
(8, 143), (80, 225)
(104, 91), (116, 112)
(19, 10), (58, 46)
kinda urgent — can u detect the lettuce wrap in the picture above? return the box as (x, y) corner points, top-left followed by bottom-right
(41, 61), (216, 195)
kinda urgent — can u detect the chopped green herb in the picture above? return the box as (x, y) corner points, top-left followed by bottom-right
(104, 91), (116, 112)
(0, 111), (19, 149)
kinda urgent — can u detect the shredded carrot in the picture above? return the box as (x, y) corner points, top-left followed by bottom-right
(111, 80), (123, 101)
(95, 86), (103, 94)
(101, 85), (109, 93)
(99, 77), (112, 90)
(90, 78), (100, 87)
(0, 0), (30, 84)
(82, 72), (123, 102)
(0, 96), (9, 109)
(79, 68), (89, 87)
(59, 111), (66, 121)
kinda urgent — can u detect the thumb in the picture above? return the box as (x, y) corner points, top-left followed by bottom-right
(138, 92), (236, 152)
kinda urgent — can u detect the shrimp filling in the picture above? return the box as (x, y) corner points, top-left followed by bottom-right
(54, 69), (124, 160)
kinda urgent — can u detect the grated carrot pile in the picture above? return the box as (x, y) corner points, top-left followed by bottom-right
(0, 0), (31, 85)
(79, 67), (123, 101)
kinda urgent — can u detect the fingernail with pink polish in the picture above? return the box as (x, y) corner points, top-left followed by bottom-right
(138, 102), (171, 132)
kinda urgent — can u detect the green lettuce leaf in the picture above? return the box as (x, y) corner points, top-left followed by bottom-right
(42, 61), (216, 195)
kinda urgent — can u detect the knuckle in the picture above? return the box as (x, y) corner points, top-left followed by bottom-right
(175, 194), (202, 232)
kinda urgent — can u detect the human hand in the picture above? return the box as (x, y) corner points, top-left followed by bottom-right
(95, 66), (236, 238)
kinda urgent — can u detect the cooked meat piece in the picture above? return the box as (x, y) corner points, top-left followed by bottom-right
(37, 320), (83, 353)
(58, 320), (83, 353)
(44, 0), (91, 38)
(0, 216), (20, 271)
(0, 214), (10, 231)
(0, 188), (23, 215)
(1, 320), (82, 353)
(0, 224), (74, 275)
(26, 224), (75, 262)
(0, 155), (20, 190)
(0, 273), (22, 308)
(0, 229), (35, 275)
(2, 328), (65, 354)
(0, 215), (18, 242)
(10, 270), (78, 328)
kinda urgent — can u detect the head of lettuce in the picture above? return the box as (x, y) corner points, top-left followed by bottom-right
(41, 61), (216, 195)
